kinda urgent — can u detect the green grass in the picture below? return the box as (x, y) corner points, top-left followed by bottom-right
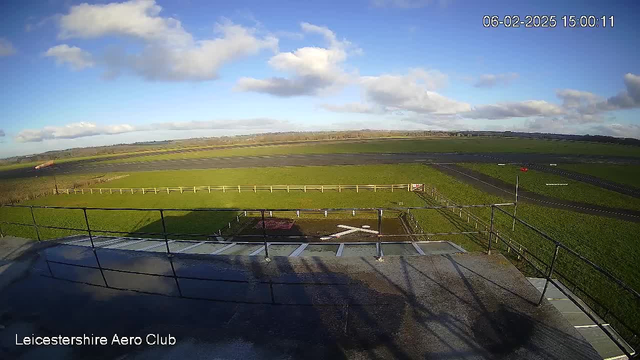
(460, 163), (640, 211)
(97, 138), (640, 164)
(558, 164), (640, 189)
(1, 163), (638, 340)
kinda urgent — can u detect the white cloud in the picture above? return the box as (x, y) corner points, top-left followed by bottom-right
(473, 73), (519, 88)
(599, 73), (640, 110)
(44, 45), (95, 70)
(464, 100), (564, 120)
(556, 89), (600, 108)
(14, 119), (290, 143)
(235, 22), (356, 96)
(359, 69), (469, 114)
(56, 0), (277, 81)
(59, 0), (191, 46)
(589, 123), (640, 139)
(0, 38), (16, 56)
(320, 103), (384, 114)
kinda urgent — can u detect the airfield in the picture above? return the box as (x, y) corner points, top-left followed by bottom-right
(0, 137), (639, 359)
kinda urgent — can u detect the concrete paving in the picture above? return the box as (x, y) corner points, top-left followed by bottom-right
(0, 241), (601, 359)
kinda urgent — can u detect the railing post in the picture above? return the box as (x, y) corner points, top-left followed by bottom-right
(539, 244), (560, 305)
(159, 210), (171, 255)
(488, 205), (495, 255)
(261, 210), (270, 261)
(83, 208), (95, 249)
(376, 209), (383, 261)
(29, 206), (41, 242)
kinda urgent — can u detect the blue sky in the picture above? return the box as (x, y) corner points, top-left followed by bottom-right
(0, 0), (639, 158)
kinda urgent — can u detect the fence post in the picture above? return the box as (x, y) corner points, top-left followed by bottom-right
(356, 185), (359, 193)
(83, 208), (95, 249)
(287, 185), (290, 193)
(223, 186), (226, 193)
(159, 210), (171, 255)
(304, 185), (307, 193)
(374, 185), (376, 192)
(321, 185), (324, 193)
(194, 186), (196, 193)
(391, 185), (393, 193)
(131, 188), (134, 194)
(208, 186), (211, 194)
(261, 210), (270, 261)
(512, 175), (519, 231)
(339, 185), (341, 192)
(488, 205), (495, 255)
(238, 185), (241, 193)
(167, 188), (170, 194)
(539, 244), (560, 305)
(180, 187), (183, 194)
(155, 188), (157, 194)
(376, 209), (383, 261)
(142, 188), (145, 195)
(29, 206), (41, 242)
(271, 186), (273, 193)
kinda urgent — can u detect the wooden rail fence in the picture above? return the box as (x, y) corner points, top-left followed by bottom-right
(54, 183), (426, 195)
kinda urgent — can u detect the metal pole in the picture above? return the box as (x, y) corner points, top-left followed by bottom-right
(376, 209), (383, 260)
(512, 175), (519, 231)
(488, 205), (495, 255)
(30, 206), (41, 242)
(539, 244), (560, 305)
(261, 210), (270, 261)
(83, 208), (95, 249)
(159, 210), (171, 255)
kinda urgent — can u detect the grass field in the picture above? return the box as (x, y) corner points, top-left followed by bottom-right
(558, 163), (640, 189)
(1, 163), (638, 339)
(96, 138), (640, 164)
(460, 163), (640, 211)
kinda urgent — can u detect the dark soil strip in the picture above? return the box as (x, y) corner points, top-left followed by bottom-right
(430, 164), (640, 223)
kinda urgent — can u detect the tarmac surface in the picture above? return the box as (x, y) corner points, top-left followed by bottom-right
(0, 242), (601, 360)
(3, 151), (640, 180)
(432, 164), (640, 223)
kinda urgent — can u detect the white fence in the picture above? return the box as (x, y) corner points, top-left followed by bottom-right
(54, 183), (426, 195)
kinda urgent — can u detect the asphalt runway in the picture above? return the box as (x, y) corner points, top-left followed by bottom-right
(4, 152), (640, 181)
(432, 164), (640, 223)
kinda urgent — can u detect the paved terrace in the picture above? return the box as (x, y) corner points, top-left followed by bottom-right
(0, 240), (601, 360)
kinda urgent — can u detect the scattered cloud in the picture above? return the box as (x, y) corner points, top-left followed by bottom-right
(55, 0), (277, 81)
(464, 100), (564, 120)
(589, 123), (640, 139)
(359, 69), (469, 114)
(44, 45), (95, 70)
(473, 73), (519, 88)
(14, 119), (291, 143)
(0, 129), (5, 137)
(0, 38), (17, 56)
(235, 22), (358, 96)
(598, 73), (640, 110)
(556, 89), (600, 108)
(320, 102), (384, 114)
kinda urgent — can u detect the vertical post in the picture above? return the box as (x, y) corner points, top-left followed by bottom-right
(83, 208), (95, 249)
(287, 185), (290, 193)
(90, 189), (93, 194)
(30, 206), (41, 242)
(180, 187), (183, 194)
(100, 189), (102, 194)
(488, 205), (495, 255)
(304, 185), (307, 193)
(159, 210), (171, 255)
(376, 209), (383, 260)
(81, 189), (84, 194)
(270, 186), (273, 193)
(223, 186), (226, 193)
(261, 210), (270, 261)
(339, 185), (341, 192)
(194, 186), (196, 193)
(512, 175), (519, 231)
(321, 185), (324, 193)
(374, 185), (376, 192)
(539, 244), (560, 305)
(356, 185), (359, 193)
(155, 187), (157, 194)
(142, 188), (145, 194)
(238, 185), (241, 193)
(254, 185), (257, 193)
(167, 187), (170, 194)
(208, 186), (211, 194)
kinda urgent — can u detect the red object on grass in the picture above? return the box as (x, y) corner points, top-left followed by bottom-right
(520, 167), (529, 172)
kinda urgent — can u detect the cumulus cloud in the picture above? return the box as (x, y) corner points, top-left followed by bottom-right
(359, 69), (470, 114)
(235, 22), (357, 96)
(14, 119), (290, 143)
(55, 0), (277, 81)
(598, 73), (640, 110)
(320, 103), (384, 114)
(589, 123), (640, 139)
(44, 45), (95, 70)
(556, 89), (600, 108)
(464, 100), (564, 120)
(0, 38), (17, 56)
(473, 73), (519, 88)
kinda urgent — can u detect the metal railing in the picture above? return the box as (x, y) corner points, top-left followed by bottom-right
(1, 201), (637, 357)
(52, 183), (425, 195)
(488, 204), (639, 358)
